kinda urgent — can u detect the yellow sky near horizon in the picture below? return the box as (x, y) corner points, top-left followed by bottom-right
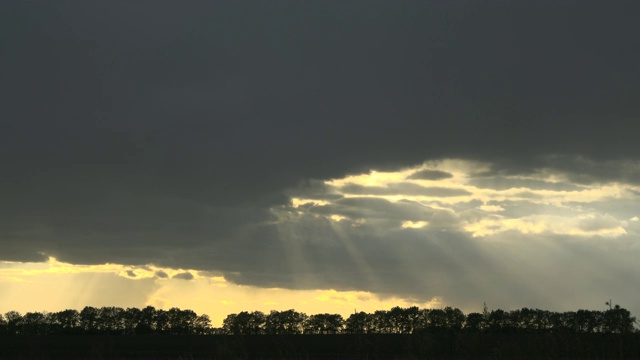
(0, 257), (442, 327)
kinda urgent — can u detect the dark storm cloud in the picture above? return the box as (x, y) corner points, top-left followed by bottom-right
(1, 0), (640, 310)
(406, 170), (453, 181)
(286, 180), (344, 201)
(475, 156), (640, 186)
(0, 246), (48, 263)
(551, 157), (640, 185)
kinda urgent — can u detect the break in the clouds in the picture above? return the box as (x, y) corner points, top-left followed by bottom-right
(1, 1), (640, 317)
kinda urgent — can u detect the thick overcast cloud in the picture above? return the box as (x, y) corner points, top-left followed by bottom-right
(2, 1), (640, 313)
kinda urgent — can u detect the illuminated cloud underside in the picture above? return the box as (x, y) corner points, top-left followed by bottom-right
(275, 159), (640, 315)
(291, 159), (636, 239)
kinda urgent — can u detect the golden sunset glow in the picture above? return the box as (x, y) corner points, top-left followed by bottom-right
(0, 257), (441, 327)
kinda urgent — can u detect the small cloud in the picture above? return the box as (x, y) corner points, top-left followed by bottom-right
(330, 214), (348, 222)
(126, 270), (137, 278)
(631, 216), (639, 222)
(155, 270), (169, 279)
(407, 169), (453, 181)
(478, 205), (505, 212)
(465, 214), (627, 238)
(291, 198), (330, 208)
(401, 221), (428, 229)
(172, 271), (194, 280)
(513, 191), (544, 199)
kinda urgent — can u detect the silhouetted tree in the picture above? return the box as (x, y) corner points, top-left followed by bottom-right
(21, 312), (48, 335)
(510, 308), (549, 332)
(443, 307), (465, 330)
(166, 308), (198, 334)
(427, 308), (447, 329)
(210, 326), (226, 335)
(371, 310), (392, 333)
(558, 311), (578, 332)
(79, 306), (99, 334)
(345, 311), (374, 334)
(414, 308), (431, 331)
(487, 309), (510, 332)
(122, 307), (142, 335)
(464, 312), (485, 331)
(574, 309), (600, 333)
(603, 306), (635, 333)
(265, 310), (306, 335)
(303, 313), (344, 334)
(547, 311), (564, 332)
(194, 313), (212, 334)
(155, 309), (170, 334)
(139, 306), (157, 334)
(388, 306), (421, 334)
(0, 305), (637, 337)
(509, 308), (530, 331)
(221, 313), (237, 334)
(223, 311), (266, 335)
(98, 307), (125, 334)
(50, 309), (80, 334)
(5, 311), (22, 335)
(534, 309), (552, 331)
(0, 313), (6, 335)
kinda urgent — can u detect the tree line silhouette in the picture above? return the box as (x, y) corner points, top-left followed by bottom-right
(0, 305), (636, 336)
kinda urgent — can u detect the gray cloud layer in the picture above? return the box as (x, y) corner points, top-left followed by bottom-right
(172, 272), (195, 281)
(340, 183), (471, 197)
(407, 170), (454, 181)
(1, 1), (640, 313)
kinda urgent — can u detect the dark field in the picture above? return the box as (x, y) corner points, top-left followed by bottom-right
(2, 333), (640, 359)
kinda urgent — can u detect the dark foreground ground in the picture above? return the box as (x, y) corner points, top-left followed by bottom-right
(1, 333), (639, 359)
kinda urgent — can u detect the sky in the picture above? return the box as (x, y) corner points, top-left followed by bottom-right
(1, 1), (640, 327)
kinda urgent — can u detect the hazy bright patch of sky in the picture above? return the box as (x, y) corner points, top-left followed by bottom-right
(0, 257), (441, 327)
